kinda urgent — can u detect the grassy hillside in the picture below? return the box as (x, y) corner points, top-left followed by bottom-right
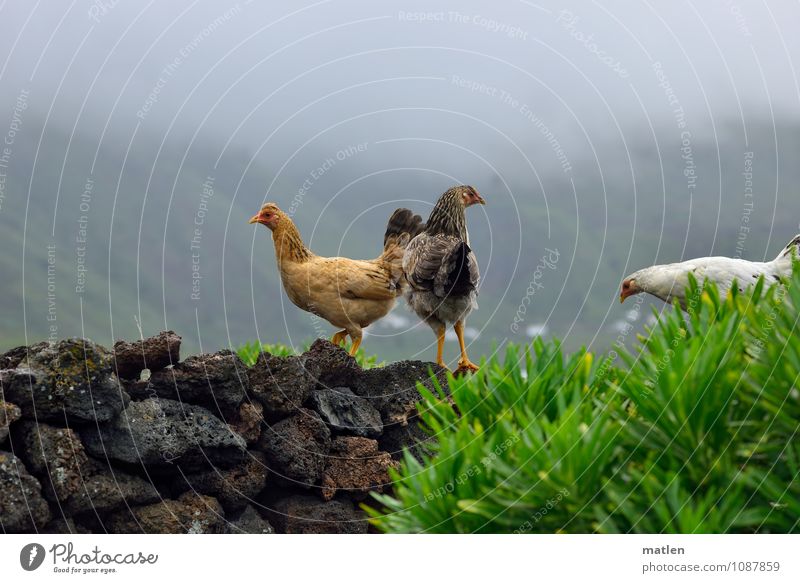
(366, 269), (800, 533)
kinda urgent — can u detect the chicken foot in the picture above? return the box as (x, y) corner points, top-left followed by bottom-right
(455, 320), (479, 372)
(331, 330), (348, 347)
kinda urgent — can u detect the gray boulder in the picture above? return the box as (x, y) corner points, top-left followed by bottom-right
(80, 398), (246, 471)
(248, 354), (316, 417)
(309, 387), (383, 437)
(112, 330), (181, 379)
(140, 350), (247, 417)
(0, 450), (51, 532)
(257, 409), (330, 488)
(227, 505), (274, 534)
(269, 494), (367, 534)
(0, 339), (130, 424)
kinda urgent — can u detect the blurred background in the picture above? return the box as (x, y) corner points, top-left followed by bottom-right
(0, 0), (798, 363)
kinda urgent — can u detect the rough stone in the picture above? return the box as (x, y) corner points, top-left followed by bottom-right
(144, 350), (247, 417)
(257, 409), (330, 488)
(269, 494), (367, 534)
(0, 339), (130, 424)
(0, 401), (21, 443)
(248, 353), (316, 417)
(62, 460), (161, 517)
(80, 398), (247, 471)
(227, 505), (274, 534)
(379, 420), (433, 462)
(43, 518), (92, 534)
(0, 450), (51, 532)
(303, 339), (362, 389)
(354, 360), (449, 426)
(181, 452), (268, 513)
(309, 387), (383, 438)
(321, 437), (397, 501)
(230, 401), (263, 445)
(112, 330), (182, 379)
(15, 421), (89, 503)
(106, 492), (226, 534)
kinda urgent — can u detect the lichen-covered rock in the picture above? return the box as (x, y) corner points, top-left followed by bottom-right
(62, 460), (161, 517)
(321, 437), (397, 501)
(257, 409), (330, 488)
(309, 387), (383, 437)
(144, 350), (247, 417)
(303, 339), (362, 389)
(227, 505), (274, 534)
(15, 421), (89, 503)
(248, 353), (316, 417)
(353, 360), (448, 426)
(80, 398), (246, 471)
(0, 339), (130, 423)
(106, 492), (226, 534)
(180, 452), (268, 513)
(230, 401), (263, 445)
(112, 330), (181, 379)
(0, 450), (51, 532)
(269, 494), (368, 534)
(0, 401), (21, 444)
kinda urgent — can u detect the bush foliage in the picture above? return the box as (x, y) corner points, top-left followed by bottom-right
(366, 270), (800, 533)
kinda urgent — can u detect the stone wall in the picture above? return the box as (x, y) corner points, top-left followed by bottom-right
(0, 332), (447, 534)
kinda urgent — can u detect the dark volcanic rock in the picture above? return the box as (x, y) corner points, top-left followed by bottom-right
(181, 452), (268, 512)
(379, 420), (433, 462)
(106, 492), (226, 534)
(248, 353), (316, 417)
(43, 518), (91, 534)
(354, 360), (448, 426)
(269, 494), (367, 534)
(0, 450), (51, 532)
(0, 342), (47, 369)
(15, 421), (89, 503)
(257, 409), (330, 488)
(228, 505), (274, 534)
(321, 437), (397, 501)
(112, 330), (182, 379)
(230, 401), (264, 445)
(63, 460), (161, 517)
(144, 350), (247, 417)
(0, 401), (21, 443)
(14, 421), (160, 515)
(0, 339), (130, 424)
(303, 339), (362, 389)
(309, 387), (383, 438)
(80, 398), (246, 471)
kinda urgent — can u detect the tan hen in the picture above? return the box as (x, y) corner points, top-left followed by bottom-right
(250, 203), (424, 355)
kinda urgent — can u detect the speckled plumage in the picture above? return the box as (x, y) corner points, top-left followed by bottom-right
(403, 186), (483, 371)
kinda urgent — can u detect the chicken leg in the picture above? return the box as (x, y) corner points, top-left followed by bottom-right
(435, 324), (449, 371)
(455, 320), (479, 372)
(348, 329), (363, 356)
(331, 330), (348, 347)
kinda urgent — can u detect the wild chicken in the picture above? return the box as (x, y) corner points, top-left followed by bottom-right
(403, 185), (485, 372)
(249, 203), (424, 355)
(620, 234), (800, 308)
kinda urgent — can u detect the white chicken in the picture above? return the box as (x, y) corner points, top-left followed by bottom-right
(620, 234), (800, 308)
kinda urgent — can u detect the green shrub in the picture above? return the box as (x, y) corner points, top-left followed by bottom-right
(367, 269), (800, 533)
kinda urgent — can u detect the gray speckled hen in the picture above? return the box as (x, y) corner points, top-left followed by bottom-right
(403, 185), (485, 372)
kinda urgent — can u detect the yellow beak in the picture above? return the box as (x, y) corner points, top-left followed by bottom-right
(249, 214), (260, 224)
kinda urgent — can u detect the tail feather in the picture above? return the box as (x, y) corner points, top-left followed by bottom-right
(776, 234), (800, 261)
(383, 208), (425, 252)
(380, 208), (425, 291)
